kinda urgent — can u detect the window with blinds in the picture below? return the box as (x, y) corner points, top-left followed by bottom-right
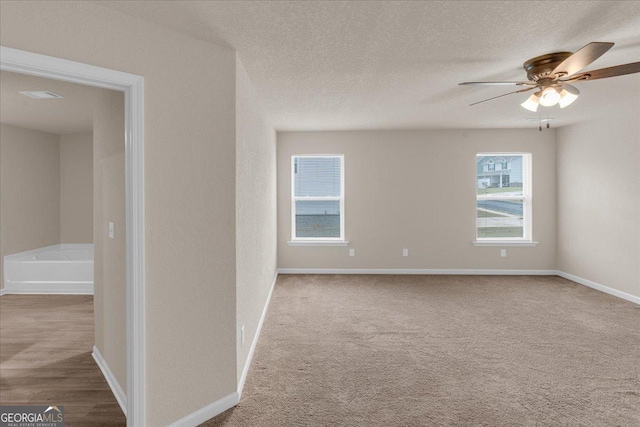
(291, 155), (344, 240)
(476, 153), (532, 241)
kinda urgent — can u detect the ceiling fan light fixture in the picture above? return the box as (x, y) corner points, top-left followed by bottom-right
(539, 87), (561, 107)
(461, 42), (640, 112)
(521, 92), (540, 112)
(559, 85), (580, 108)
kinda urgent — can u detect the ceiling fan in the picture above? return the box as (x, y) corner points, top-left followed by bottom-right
(460, 42), (640, 111)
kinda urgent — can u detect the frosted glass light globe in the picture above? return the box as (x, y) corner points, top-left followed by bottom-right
(539, 87), (561, 107)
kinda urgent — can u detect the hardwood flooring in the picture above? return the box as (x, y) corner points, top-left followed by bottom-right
(0, 295), (126, 426)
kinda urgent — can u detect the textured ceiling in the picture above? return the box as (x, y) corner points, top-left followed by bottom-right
(97, 1), (640, 130)
(1, 71), (106, 135)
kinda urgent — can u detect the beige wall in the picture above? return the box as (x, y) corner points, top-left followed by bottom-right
(0, 124), (60, 288)
(60, 133), (93, 243)
(93, 89), (127, 393)
(235, 57), (277, 382)
(278, 129), (557, 270)
(1, 2), (238, 424)
(0, 126), (93, 289)
(557, 95), (640, 298)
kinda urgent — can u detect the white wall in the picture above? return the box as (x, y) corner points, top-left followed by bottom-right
(557, 94), (640, 298)
(235, 56), (277, 384)
(278, 129), (557, 271)
(0, 124), (60, 288)
(60, 133), (93, 243)
(1, 2), (238, 424)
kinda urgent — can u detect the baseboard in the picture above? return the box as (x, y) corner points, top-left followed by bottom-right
(0, 288), (5, 296)
(3, 281), (93, 295)
(167, 392), (240, 427)
(92, 345), (127, 416)
(277, 268), (557, 275)
(557, 271), (640, 305)
(238, 272), (278, 397)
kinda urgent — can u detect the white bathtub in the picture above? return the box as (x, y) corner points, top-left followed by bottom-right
(3, 244), (93, 294)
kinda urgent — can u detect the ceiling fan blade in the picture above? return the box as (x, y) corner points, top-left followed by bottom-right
(460, 81), (535, 86)
(564, 62), (640, 81)
(469, 86), (536, 106)
(551, 42), (614, 78)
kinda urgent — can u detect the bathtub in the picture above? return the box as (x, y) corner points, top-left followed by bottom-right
(3, 244), (93, 294)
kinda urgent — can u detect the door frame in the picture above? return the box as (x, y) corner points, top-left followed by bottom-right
(1, 46), (146, 426)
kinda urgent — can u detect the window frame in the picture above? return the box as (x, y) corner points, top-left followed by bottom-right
(475, 152), (532, 243)
(290, 154), (345, 243)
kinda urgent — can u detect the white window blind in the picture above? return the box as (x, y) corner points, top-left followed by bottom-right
(291, 155), (344, 240)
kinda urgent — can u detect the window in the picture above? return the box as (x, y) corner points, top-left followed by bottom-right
(291, 155), (344, 241)
(476, 153), (532, 241)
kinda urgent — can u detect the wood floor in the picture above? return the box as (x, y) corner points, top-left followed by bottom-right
(0, 295), (126, 426)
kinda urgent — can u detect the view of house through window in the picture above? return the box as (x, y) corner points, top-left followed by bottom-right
(476, 153), (531, 240)
(292, 155), (344, 240)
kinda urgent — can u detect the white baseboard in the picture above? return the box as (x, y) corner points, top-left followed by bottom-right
(92, 345), (127, 416)
(277, 268), (558, 275)
(557, 271), (640, 305)
(167, 392), (240, 427)
(3, 281), (93, 295)
(0, 288), (5, 296)
(238, 272), (278, 397)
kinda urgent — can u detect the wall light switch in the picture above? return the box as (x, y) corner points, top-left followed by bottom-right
(403, 248), (409, 257)
(108, 222), (115, 240)
(349, 248), (355, 257)
(501, 249), (507, 257)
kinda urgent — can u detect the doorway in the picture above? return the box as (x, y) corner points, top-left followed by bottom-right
(0, 47), (144, 426)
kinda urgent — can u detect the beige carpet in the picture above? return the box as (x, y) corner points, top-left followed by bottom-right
(204, 275), (640, 426)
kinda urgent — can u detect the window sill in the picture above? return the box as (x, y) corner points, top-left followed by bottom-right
(473, 241), (539, 247)
(288, 240), (349, 247)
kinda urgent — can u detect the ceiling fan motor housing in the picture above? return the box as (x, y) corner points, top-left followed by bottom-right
(523, 52), (573, 81)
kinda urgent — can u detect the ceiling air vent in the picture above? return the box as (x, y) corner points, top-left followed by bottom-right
(19, 91), (64, 99)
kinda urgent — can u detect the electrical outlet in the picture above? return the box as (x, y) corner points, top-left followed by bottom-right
(241, 325), (245, 346)
(108, 222), (114, 240)
(349, 248), (355, 257)
(501, 249), (507, 257)
(403, 248), (409, 257)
